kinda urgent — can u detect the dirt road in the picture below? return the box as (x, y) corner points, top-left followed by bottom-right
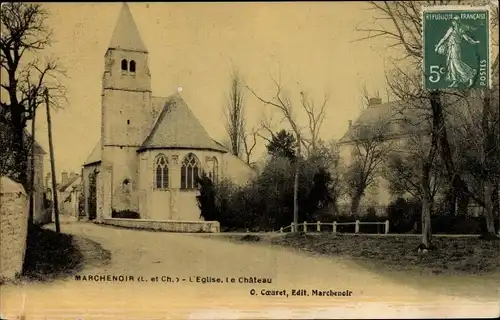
(1, 221), (498, 319)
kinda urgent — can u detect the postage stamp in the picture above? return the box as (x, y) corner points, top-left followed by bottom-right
(422, 5), (492, 90)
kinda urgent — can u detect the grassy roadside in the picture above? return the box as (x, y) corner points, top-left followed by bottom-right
(221, 232), (500, 276)
(272, 233), (500, 275)
(2, 225), (111, 284)
(215, 232), (500, 300)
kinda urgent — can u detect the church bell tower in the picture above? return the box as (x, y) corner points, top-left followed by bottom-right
(100, 3), (152, 219)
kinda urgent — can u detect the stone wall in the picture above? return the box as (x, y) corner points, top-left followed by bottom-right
(102, 218), (220, 233)
(0, 176), (29, 281)
(33, 152), (51, 225)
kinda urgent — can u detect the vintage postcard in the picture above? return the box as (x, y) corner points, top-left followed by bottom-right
(1, 1), (499, 319)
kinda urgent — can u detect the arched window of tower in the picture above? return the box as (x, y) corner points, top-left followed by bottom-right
(129, 60), (136, 73)
(121, 59), (128, 71)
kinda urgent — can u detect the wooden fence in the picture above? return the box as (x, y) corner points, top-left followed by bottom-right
(277, 220), (390, 235)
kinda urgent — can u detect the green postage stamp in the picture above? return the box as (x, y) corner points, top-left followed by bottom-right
(422, 5), (492, 90)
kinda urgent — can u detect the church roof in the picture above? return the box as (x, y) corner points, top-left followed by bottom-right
(138, 93), (227, 153)
(108, 3), (147, 53)
(83, 141), (101, 166)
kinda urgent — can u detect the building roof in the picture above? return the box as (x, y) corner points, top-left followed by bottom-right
(82, 93), (227, 166)
(83, 141), (101, 166)
(339, 100), (428, 144)
(0, 176), (25, 194)
(58, 174), (81, 193)
(108, 3), (147, 53)
(138, 93), (227, 153)
(24, 130), (46, 155)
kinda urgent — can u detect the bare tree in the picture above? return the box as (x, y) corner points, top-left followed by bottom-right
(383, 99), (448, 237)
(239, 125), (259, 166)
(383, 131), (445, 205)
(360, 82), (382, 108)
(450, 80), (500, 236)
(246, 75), (329, 231)
(386, 63), (475, 246)
(1, 3), (66, 189)
(344, 120), (393, 215)
(480, 3), (500, 236)
(246, 76), (328, 158)
(339, 84), (393, 216)
(224, 69), (245, 158)
(223, 68), (261, 165)
(357, 0), (499, 243)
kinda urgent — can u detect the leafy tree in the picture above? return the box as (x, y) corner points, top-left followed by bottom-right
(386, 197), (421, 234)
(196, 173), (219, 222)
(309, 139), (343, 209)
(196, 155), (337, 231)
(266, 129), (297, 161)
(305, 167), (334, 215)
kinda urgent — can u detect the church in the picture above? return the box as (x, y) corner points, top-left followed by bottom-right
(82, 3), (254, 225)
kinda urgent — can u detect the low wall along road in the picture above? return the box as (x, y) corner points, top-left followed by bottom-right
(102, 218), (220, 233)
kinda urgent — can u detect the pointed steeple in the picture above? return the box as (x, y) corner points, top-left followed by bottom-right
(108, 3), (147, 53)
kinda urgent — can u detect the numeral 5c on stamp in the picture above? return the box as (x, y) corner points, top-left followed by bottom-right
(422, 5), (492, 90)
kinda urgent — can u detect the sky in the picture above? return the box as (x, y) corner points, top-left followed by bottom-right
(25, 2), (394, 177)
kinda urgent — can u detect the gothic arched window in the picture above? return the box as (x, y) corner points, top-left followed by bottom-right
(155, 154), (169, 189)
(121, 59), (128, 71)
(129, 60), (136, 73)
(211, 157), (219, 183)
(181, 153), (200, 190)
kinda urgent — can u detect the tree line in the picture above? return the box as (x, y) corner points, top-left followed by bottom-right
(213, 1), (499, 245)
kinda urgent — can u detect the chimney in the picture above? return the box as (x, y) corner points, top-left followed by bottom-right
(369, 97), (382, 106)
(70, 172), (77, 180)
(348, 120), (353, 128)
(61, 171), (68, 185)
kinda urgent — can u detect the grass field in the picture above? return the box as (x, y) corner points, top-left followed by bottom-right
(229, 232), (500, 276)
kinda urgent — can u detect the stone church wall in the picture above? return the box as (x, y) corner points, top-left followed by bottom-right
(101, 90), (152, 147)
(221, 153), (255, 186)
(0, 177), (29, 281)
(139, 149), (225, 221)
(102, 146), (140, 216)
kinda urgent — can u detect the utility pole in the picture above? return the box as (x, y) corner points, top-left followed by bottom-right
(293, 133), (300, 232)
(46, 88), (60, 233)
(28, 88), (36, 228)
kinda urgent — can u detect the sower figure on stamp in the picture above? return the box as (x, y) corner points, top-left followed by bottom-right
(434, 16), (481, 88)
